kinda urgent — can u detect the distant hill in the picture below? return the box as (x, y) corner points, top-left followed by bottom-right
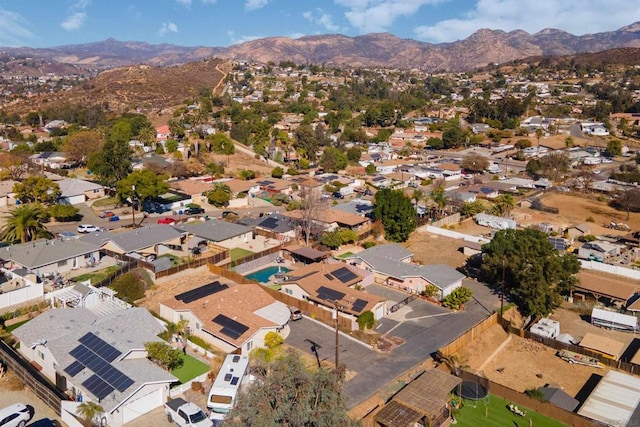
(1, 22), (640, 71)
(513, 47), (640, 68)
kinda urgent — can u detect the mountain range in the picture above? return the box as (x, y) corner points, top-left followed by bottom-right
(2, 22), (640, 72)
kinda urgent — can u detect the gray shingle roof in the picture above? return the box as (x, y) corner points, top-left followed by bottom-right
(13, 307), (174, 411)
(2, 238), (99, 269)
(353, 244), (413, 263)
(81, 225), (184, 252)
(332, 200), (373, 217)
(56, 178), (103, 197)
(174, 219), (251, 242)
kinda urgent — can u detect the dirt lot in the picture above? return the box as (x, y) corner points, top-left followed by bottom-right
(403, 231), (470, 269)
(457, 324), (605, 396)
(0, 371), (62, 424)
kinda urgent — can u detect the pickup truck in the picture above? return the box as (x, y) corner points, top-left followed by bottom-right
(165, 398), (213, 427)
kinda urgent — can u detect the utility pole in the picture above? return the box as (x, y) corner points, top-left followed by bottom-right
(131, 185), (136, 229)
(332, 300), (340, 371)
(500, 257), (506, 321)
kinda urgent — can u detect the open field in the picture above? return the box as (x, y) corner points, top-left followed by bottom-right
(454, 393), (566, 427)
(456, 324), (604, 397)
(402, 231), (469, 269)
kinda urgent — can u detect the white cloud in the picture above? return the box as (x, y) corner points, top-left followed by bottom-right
(61, 12), (86, 31)
(158, 21), (179, 36)
(201, 0), (217, 4)
(227, 30), (263, 44)
(175, 0), (192, 7)
(245, 0), (269, 11)
(334, 0), (445, 33)
(61, 0), (91, 31)
(0, 9), (34, 46)
(414, 0), (640, 43)
(303, 8), (343, 33)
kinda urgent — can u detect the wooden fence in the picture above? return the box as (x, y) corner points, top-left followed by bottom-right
(223, 246), (282, 269)
(208, 264), (255, 284)
(155, 250), (229, 279)
(0, 339), (68, 414)
(438, 312), (499, 356)
(456, 370), (599, 427)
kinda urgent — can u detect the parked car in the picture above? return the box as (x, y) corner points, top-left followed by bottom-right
(185, 206), (205, 215)
(108, 215), (120, 222)
(98, 211), (115, 218)
(158, 217), (177, 225)
(77, 224), (101, 233)
(0, 403), (34, 427)
(164, 398), (212, 427)
(289, 306), (302, 321)
(333, 192), (344, 199)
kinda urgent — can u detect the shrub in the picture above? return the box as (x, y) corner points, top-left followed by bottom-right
(145, 341), (183, 370)
(585, 216), (595, 222)
(357, 311), (375, 330)
(578, 234), (597, 242)
(442, 287), (473, 310)
(271, 166), (284, 178)
(362, 241), (376, 249)
(251, 347), (272, 363)
(110, 271), (146, 302)
(525, 387), (547, 402)
(264, 331), (284, 349)
(188, 335), (212, 351)
(422, 285), (440, 299)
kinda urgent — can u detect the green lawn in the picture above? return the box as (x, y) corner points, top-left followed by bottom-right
(338, 252), (354, 258)
(453, 394), (566, 427)
(230, 247), (254, 261)
(7, 319), (30, 332)
(171, 353), (210, 384)
(92, 197), (118, 208)
(268, 284), (282, 291)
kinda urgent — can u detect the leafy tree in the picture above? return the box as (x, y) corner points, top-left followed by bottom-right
(229, 349), (356, 427)
(271, 167), (284, 178)
(1, 204), (51, 243)
(48, 204), (80, 222)
(357, 311), (375, 330)
(110, 271), (146, 302)
(373, 189), (416, 242)
(460, 200), (484, 217)
(264, 331), (284, 349)
(239, 169), (256, 180)
(0, 152), (28, 181)
(365, 164), (377, 175)
(320, 147), (348, 173)
(515, 139), (532, 149)
(76, 401), (104, 427)
(13, 176), (61, 205)
(207, 183), (232, 207)
(320, 228), (357, 249)
(87, 139), (132, 187)
(294, 124), (319, 161)
(606, 139), (622, 156)
(477, 229), (580, 317)
(492, 194), (515, 217)
(62, 130), (104, 165)
(442, 287), (472, 310)
(206, 161), (226, 178)
(461, 153), (489, 173)
(165, 139), (179, 153)
(346, 147), (361, 163)
(426, 137), (444, 149)
(145, 341), (183, 371)
(612, 188), (640, 220)
(116, 170), (169, 210)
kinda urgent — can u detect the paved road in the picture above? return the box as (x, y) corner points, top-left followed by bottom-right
(286, 282), (500, 408)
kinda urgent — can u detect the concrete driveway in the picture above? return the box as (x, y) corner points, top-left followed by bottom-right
(286, 282), (499, 408)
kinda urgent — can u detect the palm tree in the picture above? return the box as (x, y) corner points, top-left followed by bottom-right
(1, 204), (51, 244)
(430, 185), (448, 219)
(535, 128), (544, 155)
(76, 401), (104, 427)
(493, 194), (515, 217)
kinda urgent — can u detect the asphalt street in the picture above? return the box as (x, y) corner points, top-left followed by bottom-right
(286, 282), (500, 407)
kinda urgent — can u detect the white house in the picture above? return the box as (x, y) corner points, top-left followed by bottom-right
(56, 178), (105, 205)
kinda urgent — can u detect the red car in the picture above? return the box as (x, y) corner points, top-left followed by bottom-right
(157, 217), (176, 225)
(99, 211), (115, 218)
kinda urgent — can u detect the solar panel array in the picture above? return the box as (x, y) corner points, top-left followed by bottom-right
(332, 267), (358, 283)
(260, 217), (279, 230)
(352, 299), (368, 313)
(317, 286), (345, 302)
(212, 314), (249, 340)
(324, 273), (334, 281)
(64, 333), (133, 400)
(175, 281), (229, 304)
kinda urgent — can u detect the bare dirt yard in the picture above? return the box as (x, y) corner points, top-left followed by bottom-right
(403, 231), (470, 269)
(456, 324), (605, 396)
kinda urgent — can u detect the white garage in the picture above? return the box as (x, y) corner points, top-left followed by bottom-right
(119, 386), (165, 425)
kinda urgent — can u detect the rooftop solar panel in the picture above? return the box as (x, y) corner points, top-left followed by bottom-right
(213, 314), (249, 340)
(64, 360), (84, 377)
(324, 273), (334, 281)
(317, 286), (345, 302)
(260, 217), (279, 230)
(332, 267), (358, 284)
(78, 332), (122, 362)
(352, 299), (368, 313)
(175, 281), (229, 304)
(82, 374), (115, 400)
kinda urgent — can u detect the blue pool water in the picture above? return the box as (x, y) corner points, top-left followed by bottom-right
(245, 266), (291, 283)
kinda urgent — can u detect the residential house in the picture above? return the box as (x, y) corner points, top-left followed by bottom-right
(375, 368), (462, 427)
(160, 282), (290, 354)
(253, 178), (293, 198)
(174, 219), (253, 250)
(346, 244), (465, 299)
(168, 179), (213, 207)
(238, 213), (296, 242)
(565, 223), (591, 240)
(30, 152), (69, 169)
(224, 178), (262, 199)
(81, 225), (186, 258)
(283, 207), (371, 234)
(156, 125), (170, 142)
(13, 305), (176, 426)
(578, 240), (623, 262)
(1, 238), (100, 277)
(0, 180), (18, 207)
(56, 178), (105, 205)
(296, 177), (324, 197)
(279, 263), (385, 323)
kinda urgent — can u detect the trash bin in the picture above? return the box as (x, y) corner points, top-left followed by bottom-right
(178, 210), (183, 215)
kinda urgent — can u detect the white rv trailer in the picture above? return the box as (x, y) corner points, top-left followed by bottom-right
(591, 307), (638, 333)
(207, 354), (250, 423)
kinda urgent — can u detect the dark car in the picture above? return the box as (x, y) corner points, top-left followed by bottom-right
(185, 206), (205, 215)
(333, 192), (344, 199)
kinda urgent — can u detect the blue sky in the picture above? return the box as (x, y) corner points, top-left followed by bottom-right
(1, 0), (639, 48)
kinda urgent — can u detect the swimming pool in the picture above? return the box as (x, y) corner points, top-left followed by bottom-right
(244, 266), (291, 283)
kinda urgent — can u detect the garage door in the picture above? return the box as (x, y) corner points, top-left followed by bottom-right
(121, 387), (163, 424)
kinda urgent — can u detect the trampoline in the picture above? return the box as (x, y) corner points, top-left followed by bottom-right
(458, 381), (489, 400)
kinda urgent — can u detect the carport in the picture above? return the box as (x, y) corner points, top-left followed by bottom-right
(285, 246), (328, 265)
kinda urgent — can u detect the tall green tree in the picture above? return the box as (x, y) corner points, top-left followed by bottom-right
(206, 183), (232, 207)
(320, 147), (348, 173)
(373, 188), (416, 242)
(229, 349), (357, 427)
(116, 170), (169, 210)
(477, 229), (580, 317)
(87, 139), (132, 187)
(13, 176), (61, 205)
(2, 204), (51, 243)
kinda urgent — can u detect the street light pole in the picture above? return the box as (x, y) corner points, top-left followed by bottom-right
(500, 258), (506, 321)
(332, 300), (340, 371)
